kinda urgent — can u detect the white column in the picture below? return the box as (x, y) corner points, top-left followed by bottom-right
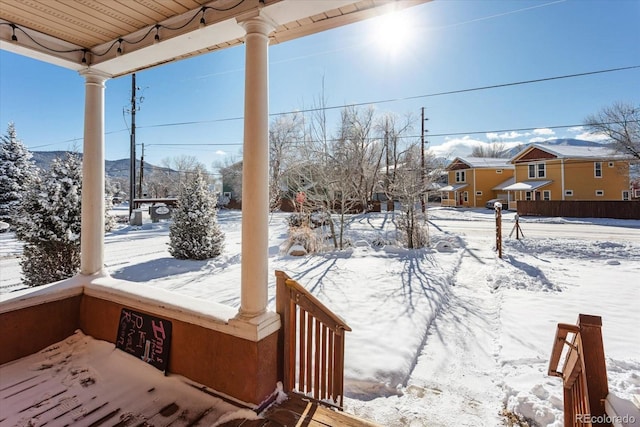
(237, 13), (276, 318)
(79, 69), (110, 275)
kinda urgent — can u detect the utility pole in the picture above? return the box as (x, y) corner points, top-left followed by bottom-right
(139, 143), (144, 198)
(384, 118), (390, 211)
(129, 73), (137, 218)
(421, 107), (427, 213)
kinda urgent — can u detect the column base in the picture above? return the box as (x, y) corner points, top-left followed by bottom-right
(228, 309), (281, 342)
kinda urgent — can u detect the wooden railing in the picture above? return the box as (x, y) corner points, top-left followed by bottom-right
(275, 270), (352, 408)
(548, 314), (611, 427)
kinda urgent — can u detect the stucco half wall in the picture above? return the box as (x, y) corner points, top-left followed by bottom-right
(0, 274), (281, 405)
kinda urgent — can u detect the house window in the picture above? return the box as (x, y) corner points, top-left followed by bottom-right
(594, 162), (602, 178)
(476, 191), (483, 196)
(537, 163), (545, 178)
(543, 190), (551, 201)
(455, 170), (466, 182)
(622, 191), (630, 201)
(565, 190), (573, 196)
(525, 191), (533, 201)
(528, 163), (546, 179)
(595, 190), (604, 197)
(635, 189), (640, 198)
(496, 169), (503, 174)
(463, 191), (469, 202)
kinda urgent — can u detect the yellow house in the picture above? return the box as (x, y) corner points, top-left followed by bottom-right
(440, 157), (515, 208)
(505, 144), (631, 208)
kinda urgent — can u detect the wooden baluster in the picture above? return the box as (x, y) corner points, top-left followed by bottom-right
(321, 324), (328, 400)
(306, 314), (313, 394)
(328, 331), (334, 402)
(314, 318), (321, 400)
(335, 329), (345, 407)
(298, 307), (306, 393)
(287, 296), (297, 392)
(564, 385), (574, 427)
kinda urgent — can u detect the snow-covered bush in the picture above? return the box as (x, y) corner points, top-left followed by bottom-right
(287, 225), (323, 254)
(168, 170), (224, 260)
(15, 152), (82, 287)
(287, 212), (309, 228)
(0, 122), (38, 226)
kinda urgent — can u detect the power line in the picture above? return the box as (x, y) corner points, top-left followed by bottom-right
(136, 120), (636, 148)
(137, 65), (640, 129)
(29, 65), (640, 149)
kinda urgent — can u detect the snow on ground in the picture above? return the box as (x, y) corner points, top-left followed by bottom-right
(1, 205), (639, 426)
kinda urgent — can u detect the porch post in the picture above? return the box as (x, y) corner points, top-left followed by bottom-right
(237, 12), (276, 318)
(79, 69), (110, 276)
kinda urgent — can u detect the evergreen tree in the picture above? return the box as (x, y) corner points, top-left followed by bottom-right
(169, 170), (224, 260)
(0, 122), (38, 225)
(104, 177), (116, 232)
(15, 152), (82, 287)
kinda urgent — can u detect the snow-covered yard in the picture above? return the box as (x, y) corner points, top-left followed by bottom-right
(1, 206), (638, 426)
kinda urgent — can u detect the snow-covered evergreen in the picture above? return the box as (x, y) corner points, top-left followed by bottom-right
(15, 152), (82, 287)
(0, 123), (38, 225)
(104, 177), (116, 232)
(169, 170), (224, 260)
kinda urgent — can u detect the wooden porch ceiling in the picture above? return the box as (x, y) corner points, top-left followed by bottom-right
(0, 0), (431, 78)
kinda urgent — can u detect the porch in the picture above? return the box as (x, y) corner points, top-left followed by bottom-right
(0, 0), (429, 422)
(0, 271), (378, 426)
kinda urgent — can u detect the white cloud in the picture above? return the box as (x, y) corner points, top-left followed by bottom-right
(533, 128), (555, 136)
(215, 150), (227, 156)
(567, 126), (584, 134)
(430, 137), (523, 159)
(430, 136), (483, 159)
(486, 131), (526, 140)
(575, 131), (610, 142)
(529, 137), (552, 143)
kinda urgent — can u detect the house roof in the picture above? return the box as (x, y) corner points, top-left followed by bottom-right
(510, 143), (624, 162)
(439, 183), (468, 192)
(0, 0), (431, 78)
(447, 157), (514, 170)
(493, 177), (515, 190)
(503, 180), (552, 191)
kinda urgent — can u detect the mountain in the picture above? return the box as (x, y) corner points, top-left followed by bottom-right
(31, 151), (173, 179)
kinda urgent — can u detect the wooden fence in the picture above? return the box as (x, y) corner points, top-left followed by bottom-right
(275, 271), (351, 408)
(517, 200), (639, 220)
(548, 314), (611, 427)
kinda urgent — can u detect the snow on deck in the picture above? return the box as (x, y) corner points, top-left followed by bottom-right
(0, 331), (257, 426)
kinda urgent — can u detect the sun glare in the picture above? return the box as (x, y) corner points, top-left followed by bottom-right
(372, 11), (413, 54)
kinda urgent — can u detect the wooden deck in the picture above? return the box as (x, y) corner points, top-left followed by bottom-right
(220, 393), (381, 427)
(0, 331), (379, 427)
(0, 332), (257, 426)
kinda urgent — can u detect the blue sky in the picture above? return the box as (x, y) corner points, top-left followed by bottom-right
(1, 0), (639, 171)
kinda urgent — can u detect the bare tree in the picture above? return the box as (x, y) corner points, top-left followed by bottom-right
(585, 101), (640, 159)
(471, 141), (508, 158)
(376, 113), (414, 203)
(269, 112), (304, 210)
(389, 144), (424, 248)
(156, 155), (208, 196)
(333, 105), (379, 209)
